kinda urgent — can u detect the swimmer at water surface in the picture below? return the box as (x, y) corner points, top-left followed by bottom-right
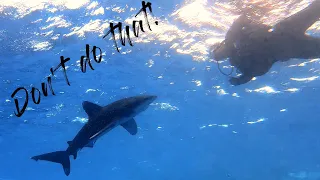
(210, 0), (320, 86)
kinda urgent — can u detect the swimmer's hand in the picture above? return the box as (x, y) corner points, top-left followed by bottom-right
(229, 77), (243, 86)
(229, 75), (253, 86)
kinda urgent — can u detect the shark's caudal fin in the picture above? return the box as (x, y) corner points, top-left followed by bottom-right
(67, 141), (78, 159)
(273, 0), (320, 34)
(31, 151), (71, 176)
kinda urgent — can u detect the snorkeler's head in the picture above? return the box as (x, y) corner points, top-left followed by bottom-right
(209, 40), (230, 61)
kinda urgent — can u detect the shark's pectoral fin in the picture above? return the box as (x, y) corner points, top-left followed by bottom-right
(82, 101), (103, 118)
(121, 118), (138, 135)
(273, 1), (320, 35)
(85, 140), (96, 148)
(72, 152), (77, 160)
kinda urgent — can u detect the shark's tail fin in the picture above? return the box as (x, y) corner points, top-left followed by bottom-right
(31, 150), (71, 176)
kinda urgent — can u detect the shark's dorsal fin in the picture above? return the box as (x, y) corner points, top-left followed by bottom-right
(273, 1), (320, 35)
(121, 118), (138, 135)
(82, 101), (102, 118)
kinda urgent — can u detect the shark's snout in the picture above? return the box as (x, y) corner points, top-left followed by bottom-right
(136, 95), (157, 104)
(146, 95), (157, 103)
(140, 95), (157, 107)
(131, 95), (157, 114)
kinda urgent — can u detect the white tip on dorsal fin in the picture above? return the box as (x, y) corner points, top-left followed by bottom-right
(82, 101), (102, 118)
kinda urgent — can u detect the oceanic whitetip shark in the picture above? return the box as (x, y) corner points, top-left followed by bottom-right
(31, 95), (157, 176)
(210, 0), (320, 85)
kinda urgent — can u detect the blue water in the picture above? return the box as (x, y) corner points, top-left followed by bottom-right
(1, 0), (320, 180)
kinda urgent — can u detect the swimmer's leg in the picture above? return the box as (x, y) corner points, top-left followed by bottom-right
(274, 0), (320, 34)
(229, 75), (253, 86)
